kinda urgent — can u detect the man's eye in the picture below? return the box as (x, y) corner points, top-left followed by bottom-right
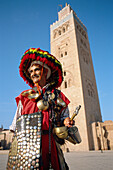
(35, 68), (40, 71)
(29, 70), (32, 73)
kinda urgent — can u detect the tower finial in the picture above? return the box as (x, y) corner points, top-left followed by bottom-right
(66, 3), (68, 6)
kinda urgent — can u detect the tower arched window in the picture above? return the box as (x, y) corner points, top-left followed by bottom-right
(59, 30), (61, 35)
(65, 81), (67, 88)
(84, 34), (87, 39)
(61, 53), (63, 57)
(64, 71), (66, 76)
(63, 27), (65, 33)
(54, 32), (57, 39)
(88, 89), (90, 96)
(66, 25), (69, 30)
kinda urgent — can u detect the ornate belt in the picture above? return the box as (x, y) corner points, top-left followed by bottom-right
(42, 130), (52, 135)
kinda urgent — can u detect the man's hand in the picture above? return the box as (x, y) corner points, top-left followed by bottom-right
(64, 117), (75, 127)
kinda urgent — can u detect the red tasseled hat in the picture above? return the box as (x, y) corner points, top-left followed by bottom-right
(19, 48), (63, 88)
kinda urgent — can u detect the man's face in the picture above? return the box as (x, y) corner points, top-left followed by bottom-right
(29, 64), (42, 84)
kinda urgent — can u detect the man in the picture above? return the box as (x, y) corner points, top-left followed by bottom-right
(7, 48), (74, 170)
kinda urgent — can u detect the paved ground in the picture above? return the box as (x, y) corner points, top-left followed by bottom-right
(0, 150), (113, 170)
(0, 151), (9, 170)
(64, 150), (113, 170)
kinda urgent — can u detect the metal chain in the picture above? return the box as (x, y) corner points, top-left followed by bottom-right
(49, 104), (54, 170)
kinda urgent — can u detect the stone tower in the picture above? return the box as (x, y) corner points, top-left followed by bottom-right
(50, 4), (102, 151)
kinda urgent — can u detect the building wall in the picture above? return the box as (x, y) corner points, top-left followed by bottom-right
(0, 130), (13, 149)
(50, 4), (102, 151)
(103, 121), (113, 150)
(92, 121), (113, 150)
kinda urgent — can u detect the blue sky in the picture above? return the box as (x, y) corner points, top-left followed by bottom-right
(0, 0), (113, 129)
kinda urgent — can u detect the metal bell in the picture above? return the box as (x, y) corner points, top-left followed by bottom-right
(37, 99), (49, 110)
(57, 97), (66, 107)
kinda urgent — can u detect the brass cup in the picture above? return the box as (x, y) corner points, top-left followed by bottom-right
(53, 126), (68, 139)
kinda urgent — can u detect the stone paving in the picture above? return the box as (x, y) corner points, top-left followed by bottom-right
(0, 151), (9, 170)
(64, 151), (113, 170)
(0, 150), (113, 170)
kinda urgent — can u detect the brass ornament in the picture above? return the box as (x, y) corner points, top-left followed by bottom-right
(48, 92), (55, 100)
(56, 97), (66, 107)
(21, 90), (33, 96)
(28, 93), (40, 100)
(21, 89), (40, 100)
(37, 99), (49, 110)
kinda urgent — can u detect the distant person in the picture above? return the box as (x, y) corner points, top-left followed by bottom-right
(7, 48), (74, 170)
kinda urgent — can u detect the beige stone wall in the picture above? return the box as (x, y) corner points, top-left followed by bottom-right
(103, 121), (113, 150)
(0, 130), (13, 149)
(50, 4), (102, 151)
(92, 121), (113, 150)
(75, 18), (102, 150)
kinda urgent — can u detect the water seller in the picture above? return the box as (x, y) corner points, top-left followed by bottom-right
(7, 48), (74, 170)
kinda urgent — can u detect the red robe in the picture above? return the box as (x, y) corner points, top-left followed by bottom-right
(15, 89), (70, 170)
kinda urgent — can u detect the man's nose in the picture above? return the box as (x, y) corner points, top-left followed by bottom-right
(31, 70), (36, 76)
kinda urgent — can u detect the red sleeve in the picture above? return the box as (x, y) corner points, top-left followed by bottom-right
(15, 95), (21, 106)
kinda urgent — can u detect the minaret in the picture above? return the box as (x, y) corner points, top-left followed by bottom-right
(50, 4), (102, 151)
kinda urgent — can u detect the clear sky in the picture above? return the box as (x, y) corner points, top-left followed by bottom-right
(0, 0), (113, 129)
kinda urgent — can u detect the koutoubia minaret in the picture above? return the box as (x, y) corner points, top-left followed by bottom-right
(50, 4), (102, 151)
